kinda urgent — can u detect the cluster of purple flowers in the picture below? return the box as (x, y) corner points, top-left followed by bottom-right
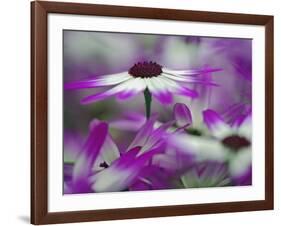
(63, 33), (252, 194)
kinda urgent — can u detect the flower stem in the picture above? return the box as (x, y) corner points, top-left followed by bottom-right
(144, 88), (152, 119)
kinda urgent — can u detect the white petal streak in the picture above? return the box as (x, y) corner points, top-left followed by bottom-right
(116, 78), (146, 100)
(162, 72), (194, 83)
(158, 76), (197, 98)
(145, 77), (173, 104)
(81, 78), (141, 104)
(163, 68), (201, 75)
(238, 116), (252, 140)
(95, 72), (131, 86)
(148, 77), (169, 92)
(229, 148), (251, 177)
(158, 76), (183, 91)
(163, 72), (215, 85)
(90, 165), (134, 192)
(169, 134), (229, 162)
(163, 67), (221, 76)
(100, 135), (120, 165)
(65, 72), (132, 90)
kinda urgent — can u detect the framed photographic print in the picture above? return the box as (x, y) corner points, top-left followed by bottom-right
(31, 1), (274, 225)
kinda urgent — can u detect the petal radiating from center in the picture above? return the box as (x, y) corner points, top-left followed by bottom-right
(81, 78), (146, 104)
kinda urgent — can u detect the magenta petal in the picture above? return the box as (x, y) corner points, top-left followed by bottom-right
(203, 109), (224, 127)
(64, 80), (100, 90)
(90, 146), (143, 192)
(64, 73), (131, 90)
(181, 68), (222, 75)
(80, 78), (143, 104)
(137, 142), (165, 163)
(90, 134), (165, 192)
(72, 121), (108, 193)
(80, 91), (114, 104)
(129, 179), (151, 191)
(152, 90), (173, 104)
(203, 109), (231, 138)
(177, 86), (198, 98)
(110, 111), (146, 131)
(116, 90), (137, 100)
(232, 165), (252, 186)
(127, 115), (158, 150)
(130, 165), (175, 191)
(173, 103), (192, 128)
(232, 114), (247, 128)
(117, 146), (142, 169)
(143, 120), (174, 151)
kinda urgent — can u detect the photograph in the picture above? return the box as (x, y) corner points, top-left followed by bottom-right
(63, 30), (252, 194)
(29, 1), (273, 224)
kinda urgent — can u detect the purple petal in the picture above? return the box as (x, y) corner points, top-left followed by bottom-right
(110, 111), (146, 131)
(163, 67), (222, 76)
(232, 114), (247, 128)
(159, 77), (198, 98)
(89, 119), (120, 170)
(229, 148), (252, 185)
(222, 103), (248, 125)
(232, 165), (252, 186)
(90, 146), (143, 192)
(162, 70), (220, 86)
(142, 120), (174, 152)
(115, 78), (146, 101)
(147, 78), (173, 104)
(129, 179), (151, 191)
(130, 165), (174, 191)
(233, 56), (252, 81)
(116, 90), (137, 100)
(64, 72), (131, 90)
(117, 146), (142, 168)
(152, 90), (173, 104)
(127, 114), (158, 150)
(203, 109), (231, 139)
(80, 87), (121, 104)
(81, 78), (146, 104)
(90, 142), (164, 192)
(72, 121), (108, 193)
(176, 86), (198, 98)
(173, 103), (192, 128)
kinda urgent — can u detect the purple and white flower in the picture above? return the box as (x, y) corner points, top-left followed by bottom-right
(168, 104), (252, 186)
(65, 61), (221, 105)
(66, 115), (171, 193)
(203, 109), (252, 185)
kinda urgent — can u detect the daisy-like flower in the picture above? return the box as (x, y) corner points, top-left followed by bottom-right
(169, 104), (252, 186)
(65, 61), (221, 117)
(66, 115), (172, 193)
(203, 109), (252, 185)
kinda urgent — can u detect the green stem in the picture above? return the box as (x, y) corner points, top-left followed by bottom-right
(144, 88), (152, 119)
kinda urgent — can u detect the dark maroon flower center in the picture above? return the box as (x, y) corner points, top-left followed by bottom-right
(99, 161), (109, 168)
(129, 61), (163, 78)
(222, 135), (250, 151)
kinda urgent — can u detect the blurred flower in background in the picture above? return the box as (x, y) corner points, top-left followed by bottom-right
(63, 30), (252, 194)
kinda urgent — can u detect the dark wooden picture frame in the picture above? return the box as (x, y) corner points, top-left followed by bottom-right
(31, 1), (274, 224)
